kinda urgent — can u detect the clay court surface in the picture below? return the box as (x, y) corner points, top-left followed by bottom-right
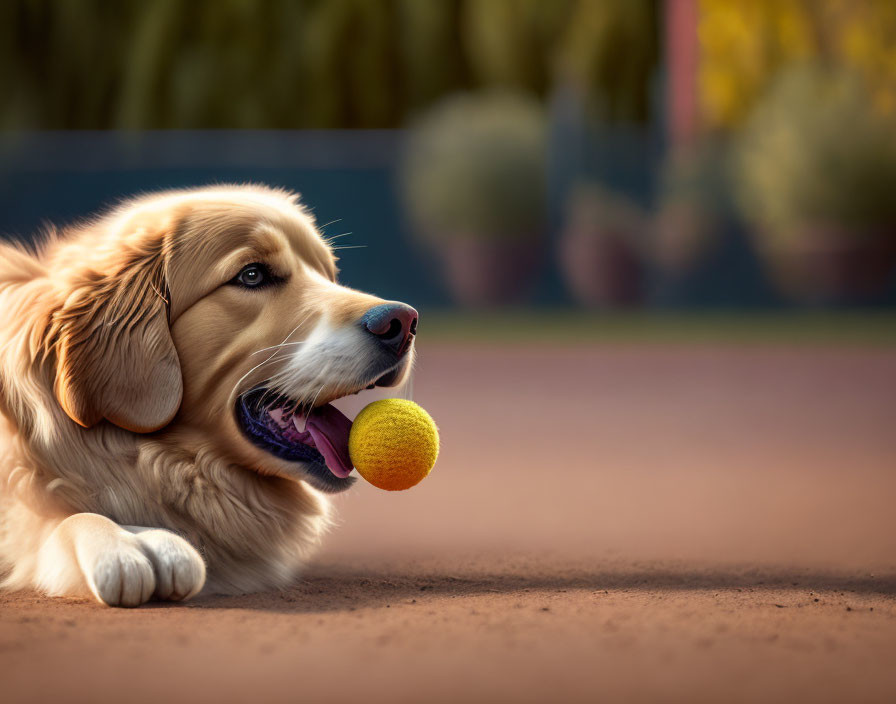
(2, 340), (895, 703)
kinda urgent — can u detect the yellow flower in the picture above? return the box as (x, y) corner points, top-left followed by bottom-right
(697, 0), (896, 128)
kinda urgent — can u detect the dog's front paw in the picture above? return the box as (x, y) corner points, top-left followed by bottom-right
(135, 530), (206, 601)
(87, 541), (156, 608)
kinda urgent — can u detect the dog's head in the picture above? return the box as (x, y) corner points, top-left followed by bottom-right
(46, 185), (416, 493)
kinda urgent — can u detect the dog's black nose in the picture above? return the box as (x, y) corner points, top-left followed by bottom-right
(360, 303), (418, 357)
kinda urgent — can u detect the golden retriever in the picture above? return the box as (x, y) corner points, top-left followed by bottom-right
(0, 184), (417, 606)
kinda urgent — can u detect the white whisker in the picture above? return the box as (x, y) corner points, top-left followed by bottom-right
(319, 218), (343, 231)
(250, 341), (307, 356)
(229, 352), (294, 405)
(229, 313), (313, 401)
(295, 384), (325, 432)
(398, 367), (415, 402)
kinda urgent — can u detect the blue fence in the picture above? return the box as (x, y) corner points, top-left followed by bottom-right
(2, 130), (892, 308)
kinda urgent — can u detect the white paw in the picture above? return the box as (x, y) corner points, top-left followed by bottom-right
(135, 530), (206, 601)
(87, 542), (156, 607)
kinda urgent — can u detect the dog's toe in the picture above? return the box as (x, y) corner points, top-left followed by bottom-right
(135, 530), (206, 601)
(88, 544), (156, 607)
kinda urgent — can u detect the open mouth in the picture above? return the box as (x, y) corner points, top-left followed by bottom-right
(236, 388), (356, 493)
(236, 367), (402, 493)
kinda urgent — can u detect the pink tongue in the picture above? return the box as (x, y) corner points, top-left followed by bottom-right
(299, 405), (354, 478)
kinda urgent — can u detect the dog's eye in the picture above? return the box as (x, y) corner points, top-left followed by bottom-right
(232, 263), (270, 288)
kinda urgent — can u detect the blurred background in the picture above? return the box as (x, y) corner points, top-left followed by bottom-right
(2, 0), (896, 312)
(3, 3), (896, 702)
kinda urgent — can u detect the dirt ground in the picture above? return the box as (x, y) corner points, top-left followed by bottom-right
(2, 342), (895, 703)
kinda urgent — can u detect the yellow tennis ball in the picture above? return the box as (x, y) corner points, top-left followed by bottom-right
(349, 399), (439, 491)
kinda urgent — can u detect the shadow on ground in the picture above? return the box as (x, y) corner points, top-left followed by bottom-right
(171, 565), (896, 614)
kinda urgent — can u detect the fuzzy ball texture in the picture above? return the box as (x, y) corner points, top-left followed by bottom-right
(349, 399), (439, 491)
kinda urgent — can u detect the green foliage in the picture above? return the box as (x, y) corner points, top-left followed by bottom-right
(1, 0), (658, 129)
(733, 64), (896, 242)
(1, 0), (140, 128)
(461, 0), (571, 96)
(401, 92), (546, 241)
(395, 1), (469, 117)
(557, 0), (658, 122)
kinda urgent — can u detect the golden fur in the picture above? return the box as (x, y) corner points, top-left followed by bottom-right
(0, 185), (414, 605)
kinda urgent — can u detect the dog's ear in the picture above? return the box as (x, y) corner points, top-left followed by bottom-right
(50, 240), (183, 433)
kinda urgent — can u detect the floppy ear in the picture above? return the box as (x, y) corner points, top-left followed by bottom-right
(51, 247), (183, 433)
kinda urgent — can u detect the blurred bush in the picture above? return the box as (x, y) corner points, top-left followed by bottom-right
(733, 64), (896, 302)
(734, 65), (896, 237)
(399, 91), (546, 306)
(401, 92), (546, 242)
(0, 0), (658, 129)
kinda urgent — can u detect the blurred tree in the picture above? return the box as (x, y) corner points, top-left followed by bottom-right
(396, 0), (469, 116)
(461, 0), (570, 96)
(558, 0), (658, 122)
(0, 0), (659, 129)
(0, 0), (141, 128)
